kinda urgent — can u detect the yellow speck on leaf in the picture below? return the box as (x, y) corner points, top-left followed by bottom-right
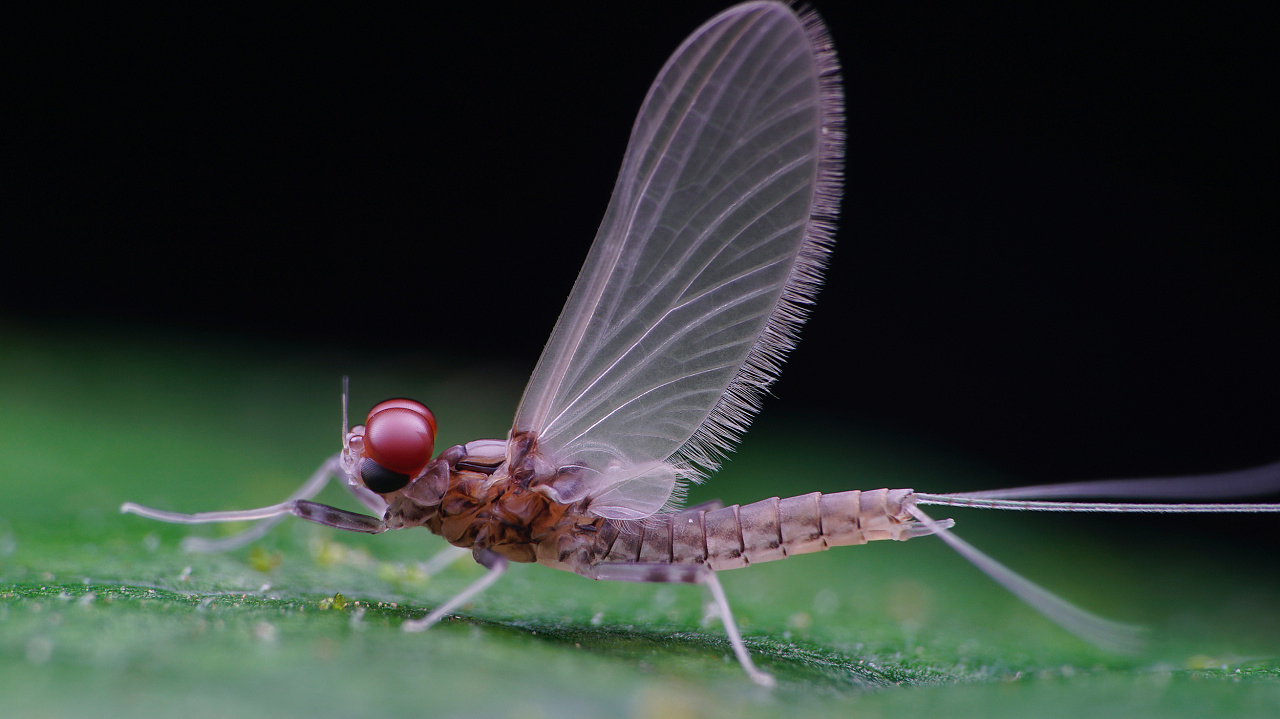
(318, 592), (348, 611)
(248, 547), (283, 573)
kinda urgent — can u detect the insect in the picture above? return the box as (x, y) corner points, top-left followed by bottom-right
(121, 1), (1280, 687)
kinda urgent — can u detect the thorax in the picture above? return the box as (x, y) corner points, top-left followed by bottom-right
(384, 439), (602, 565)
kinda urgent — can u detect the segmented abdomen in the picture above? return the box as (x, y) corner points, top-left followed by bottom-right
(591, 488), (920, 571)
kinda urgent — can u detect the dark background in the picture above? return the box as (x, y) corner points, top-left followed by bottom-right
(11, 2), (1279, 489)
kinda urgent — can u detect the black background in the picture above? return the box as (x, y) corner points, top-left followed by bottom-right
(11, 2), (1279, 490)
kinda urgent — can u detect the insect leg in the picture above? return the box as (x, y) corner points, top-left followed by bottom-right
(120, 497), (385, 534)
(585, 562), (774, 688)
(416, 545), (472, 576)
(402, 548), (508, 633)
(120, 454), (387, 552)
(701, 570), (775, 688)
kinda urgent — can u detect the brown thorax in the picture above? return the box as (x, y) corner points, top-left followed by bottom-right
(381, 439), (599, 564)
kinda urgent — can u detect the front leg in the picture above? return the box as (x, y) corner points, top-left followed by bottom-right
(120, 454), (390, 551)
(121, 498), (386, 534)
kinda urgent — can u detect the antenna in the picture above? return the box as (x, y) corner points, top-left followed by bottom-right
(342, 375), (350, 441)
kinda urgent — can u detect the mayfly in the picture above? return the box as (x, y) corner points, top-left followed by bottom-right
(122, 1), (1280, 687)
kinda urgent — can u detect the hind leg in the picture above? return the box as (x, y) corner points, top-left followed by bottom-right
(583, 562), (774, 688)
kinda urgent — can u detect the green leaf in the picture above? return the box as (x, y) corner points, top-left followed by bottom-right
(2, 325), (1278, 718)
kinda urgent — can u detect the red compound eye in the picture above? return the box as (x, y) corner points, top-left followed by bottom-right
(363, 399), (437, 478)
(367, 399), (437, 434)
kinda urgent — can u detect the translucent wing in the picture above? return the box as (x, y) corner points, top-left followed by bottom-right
(511, 2), (844, 518)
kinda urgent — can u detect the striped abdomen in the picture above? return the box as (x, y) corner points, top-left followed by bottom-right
(586, 488), (933, 572)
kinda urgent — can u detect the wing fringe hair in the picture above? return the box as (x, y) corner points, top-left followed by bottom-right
(671, 8), (846, 481)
